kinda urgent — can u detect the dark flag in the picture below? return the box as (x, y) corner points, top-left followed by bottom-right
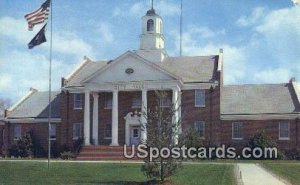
(28, 24), (47, 49)
(24, 0), (50, 31)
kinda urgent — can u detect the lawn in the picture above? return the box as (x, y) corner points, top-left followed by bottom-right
(0, 161), (236, 185)
(262, 161), (300, 185)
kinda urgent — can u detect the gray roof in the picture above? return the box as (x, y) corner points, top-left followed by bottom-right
(65, 54), (218, 87)
(160, 55), (218, 83)
(7, 91), (61, 118)
(66, 60), (107, 87)
(221, 83), (300, 115)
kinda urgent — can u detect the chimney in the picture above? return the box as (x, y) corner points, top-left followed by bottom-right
(290, 77), (296, 83)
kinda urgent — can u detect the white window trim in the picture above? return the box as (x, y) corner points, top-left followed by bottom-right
(72, 123), (82, 140)
(195, 89), (205, 107)
(279, 122), (290, 140)
(232, 122), (243, 140)
(73, 93), (83, 110)
(194, 121), (205, 139)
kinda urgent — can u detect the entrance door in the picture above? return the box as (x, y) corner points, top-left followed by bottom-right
(130, 126), (140, 145)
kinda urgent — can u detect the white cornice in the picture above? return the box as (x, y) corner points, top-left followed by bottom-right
(5, 118), (61, 123)
(221, 113), (300, 121)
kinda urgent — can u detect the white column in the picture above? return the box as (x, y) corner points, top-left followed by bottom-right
(178, 91), (182, 134)
(141, 89), (147, 144)
(84, 90), (91, 145)
(111, 90), (119, 146)
(92, 93), (99, 145)
(172, 88), (180, 145)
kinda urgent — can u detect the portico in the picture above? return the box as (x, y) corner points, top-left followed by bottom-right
(82, 81), (182, 146)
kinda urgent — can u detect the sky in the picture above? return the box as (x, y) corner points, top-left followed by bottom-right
(0, 0), (299, 104)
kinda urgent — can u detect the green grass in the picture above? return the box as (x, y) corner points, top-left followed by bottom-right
(173, 164), (236, 185)
(0, 161), (237, 185)
(262, 161), (300, 185)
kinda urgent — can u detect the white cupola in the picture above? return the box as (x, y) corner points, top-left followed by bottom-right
(135, 6), (167, 62)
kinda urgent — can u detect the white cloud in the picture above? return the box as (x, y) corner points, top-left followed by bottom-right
(113, 0), (180, 17)
(52, 32), (94, 57)
(236, 7), (266, 27)
(96, 22), (115, 44)
(0, 75), (12, 90)
(0, 16), (95, 57)
(156, 1), (180, 17)
(0, 50), (76, 102)
(254, 68), (292, 83)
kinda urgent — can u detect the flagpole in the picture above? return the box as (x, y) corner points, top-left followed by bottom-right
(48, 0), (53, 169)
(180, 0), (183, 56)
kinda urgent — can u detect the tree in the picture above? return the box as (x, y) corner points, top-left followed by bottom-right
(0, 97), (11, 118)
(141, 91), (182, 182)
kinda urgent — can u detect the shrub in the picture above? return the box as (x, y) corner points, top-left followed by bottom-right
(60, 151), (75, 160)
(29, 131), (46, 157)
(179, 127), (203, 148)
(247, 131), (284, 159)
(9, 133), (33, 158)
(285, 148), (300, 160)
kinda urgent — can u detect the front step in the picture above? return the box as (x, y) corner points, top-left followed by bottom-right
(77, 145), (140, 161)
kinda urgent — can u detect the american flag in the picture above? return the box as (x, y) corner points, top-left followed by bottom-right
(24, 0), (50, 31)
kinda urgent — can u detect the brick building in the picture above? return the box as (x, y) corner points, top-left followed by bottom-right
(1, 7), (300, 157)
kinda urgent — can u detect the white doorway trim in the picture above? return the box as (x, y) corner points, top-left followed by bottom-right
(124, 111), (142, 145)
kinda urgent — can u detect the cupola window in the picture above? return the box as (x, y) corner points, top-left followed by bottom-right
(147, 19), (154, 32)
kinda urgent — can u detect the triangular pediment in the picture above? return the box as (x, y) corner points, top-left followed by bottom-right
(82, 51), (180, 84)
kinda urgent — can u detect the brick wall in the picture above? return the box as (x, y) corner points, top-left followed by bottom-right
(0, 125), (4, 155)
(220, 119), (299, 151)
(5, 122), (61, 153)
(181, 87), (221, 146)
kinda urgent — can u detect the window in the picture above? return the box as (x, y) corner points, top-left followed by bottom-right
(73, 123), (82, 140)
(147, 19), (154, 31)
(104, 93), (112, 109)
(105, 123), (112, 139)
(195, 89), (205, 107)
(50, 124), (56, 140)
(73, 94), (83, 109)
(160, 94), (171, 108)
(232, 122), (243, 139)
(132, 96), (142, 108)
(195, 121), (205, 138)
(14, 124), (21, 140)
(279, 122), (290, 140)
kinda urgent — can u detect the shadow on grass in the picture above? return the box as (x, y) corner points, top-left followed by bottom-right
(86, 180), (158, 185)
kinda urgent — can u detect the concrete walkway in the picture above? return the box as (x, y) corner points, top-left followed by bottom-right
(237, 163), (287, 185)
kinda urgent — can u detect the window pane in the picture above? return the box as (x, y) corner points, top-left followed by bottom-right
(160, 93), (171, 107)
(195, 121), (205, 138)
(105, 93), (112, 109)
(132, 97), (142, 108)
(50, 124), (56, 139)
(195, 89), (205, 107)
(147, 19), (154, 31)
(279, 122), (289, 138)
(232, 122), (243, 139)
(74, 94), (82, 109)
(73, 123), (82, 139)
(105, 123), (112, 138)
(14, 125), (21, 139)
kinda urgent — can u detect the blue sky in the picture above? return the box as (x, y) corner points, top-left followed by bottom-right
(0, 0), (299, 103)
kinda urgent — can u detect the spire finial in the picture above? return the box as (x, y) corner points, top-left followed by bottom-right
(151, 0), (154, 9)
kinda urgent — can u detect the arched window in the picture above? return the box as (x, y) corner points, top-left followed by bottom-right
(147, 19), (154, 32)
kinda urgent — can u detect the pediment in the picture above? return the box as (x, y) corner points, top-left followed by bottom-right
(82, 51), (179, 84)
